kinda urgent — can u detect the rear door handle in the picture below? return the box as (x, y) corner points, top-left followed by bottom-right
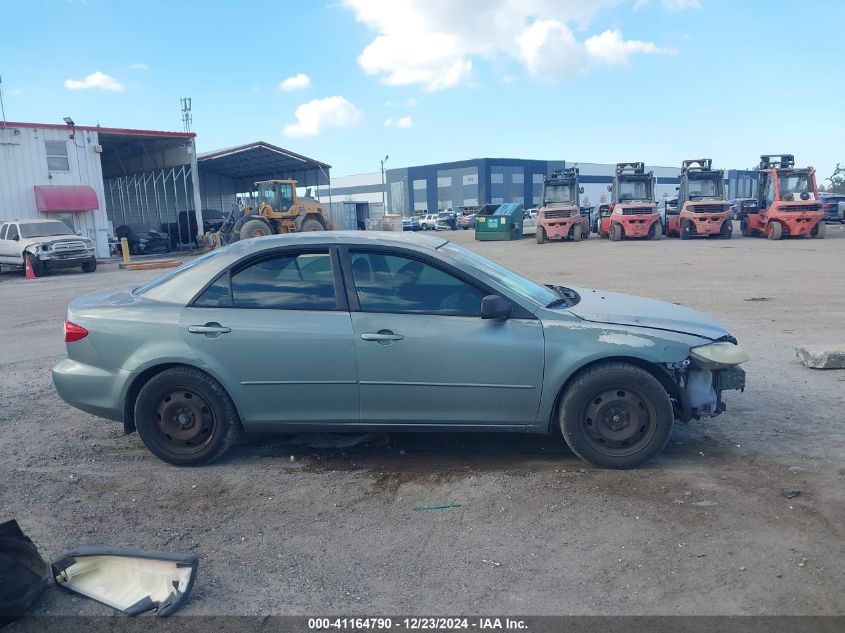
(361, 332), (404, 342)
(189, 323), (231, 335)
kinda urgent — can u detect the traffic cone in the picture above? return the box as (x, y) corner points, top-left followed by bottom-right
(24, 256), (36, 280)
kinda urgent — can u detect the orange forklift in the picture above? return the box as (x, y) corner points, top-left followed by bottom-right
(599, 162), (661, 241)
(665, 159), (732, 239)
(740, 155), (825, 240)
(535, 168), (589, 244)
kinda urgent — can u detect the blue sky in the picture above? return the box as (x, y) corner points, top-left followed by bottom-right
(1, 0), (842, 182)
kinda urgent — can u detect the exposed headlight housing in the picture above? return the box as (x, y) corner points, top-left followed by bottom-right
(690, 342), (750, 369)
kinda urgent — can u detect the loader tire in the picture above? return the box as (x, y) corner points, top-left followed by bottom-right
(811, 221), (826, 239)
(238, 218), (274, 241)
(300, 218), (325, 232)
(767, 222), (782, 240)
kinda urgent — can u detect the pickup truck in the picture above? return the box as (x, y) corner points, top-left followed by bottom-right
(0, 219), (97, 276)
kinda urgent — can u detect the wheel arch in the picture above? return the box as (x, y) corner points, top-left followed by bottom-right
(121, 361), (240, 435)
(546, 355), (682, 433)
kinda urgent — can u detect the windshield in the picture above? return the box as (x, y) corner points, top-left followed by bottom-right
(439, 242), (558, 307)
(543, 184), (574, 204)
(259, 182), (293, 209)
(618, 179), (650, 201)
(19, 221), (74, 238)
(688, 177), (721, 198)
(778, 172), (811, 199)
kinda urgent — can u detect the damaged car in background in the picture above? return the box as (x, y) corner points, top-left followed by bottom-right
(0, 219), (97, 276)
(52, 232), (748, 469)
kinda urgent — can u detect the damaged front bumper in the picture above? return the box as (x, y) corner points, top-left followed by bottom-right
(665, 341), (749, 422)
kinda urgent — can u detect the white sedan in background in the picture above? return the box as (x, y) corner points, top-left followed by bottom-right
(522, 209), (538, 236)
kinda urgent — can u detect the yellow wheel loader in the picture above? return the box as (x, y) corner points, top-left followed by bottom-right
(221, 180), (329, 244)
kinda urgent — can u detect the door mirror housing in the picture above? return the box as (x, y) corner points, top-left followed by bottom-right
(607, 185), (612, 192)
(480, 295), (511, 320)
(579, 186), (585, 194)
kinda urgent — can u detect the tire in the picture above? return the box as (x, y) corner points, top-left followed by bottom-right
(559, 362), (674, 469)
(719, 219), (733, 239)
(649, 221), (663, 240)
(767, 222), (782, 240)
(740, 217), (751, 237)
(609, 223), (622, 242)
(811, 221), (826, 239)
(134, 367), (240, 466)
(24, 253), (43, 277)
(228, 215), (253, 243)
(536, 226), (546, 244)
(300, 218), (324, 232)
(81, 258), (97, 273)
(571, 223), (582, 242)
(680, 219), (691, 240)
(238, 218), (274, 241)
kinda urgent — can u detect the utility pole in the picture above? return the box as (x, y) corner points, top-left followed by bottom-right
(380, 155), (389, 207)
(0, 75), (7, 126)
(180, 97), (192, 133)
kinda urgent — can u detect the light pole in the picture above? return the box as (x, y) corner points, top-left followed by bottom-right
(380, 155), (389, 207)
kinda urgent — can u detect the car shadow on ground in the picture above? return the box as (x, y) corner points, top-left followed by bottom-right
(225, 424), (725, 476)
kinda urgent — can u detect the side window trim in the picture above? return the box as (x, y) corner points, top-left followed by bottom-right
(187, 245), (348, 311)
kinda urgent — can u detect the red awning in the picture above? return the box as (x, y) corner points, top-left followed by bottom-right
(34, 185), (100, 212)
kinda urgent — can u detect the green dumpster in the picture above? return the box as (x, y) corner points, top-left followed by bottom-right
(474, 203), (524, 241)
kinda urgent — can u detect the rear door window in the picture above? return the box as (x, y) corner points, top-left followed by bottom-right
(0, 224), (7, 240)
(6, 224), (19, 240)
(229, 251), (337, 310)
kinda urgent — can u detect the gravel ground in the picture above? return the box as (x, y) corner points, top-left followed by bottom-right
(1, 223), (844, 616)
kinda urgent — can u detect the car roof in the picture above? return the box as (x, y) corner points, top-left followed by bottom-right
(6, 219), (63, 224)
(227, 230), (449, 253)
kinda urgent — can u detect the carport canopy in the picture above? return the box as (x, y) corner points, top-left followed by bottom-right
(34, 185), (100, 212)
(197, 141), (331, 190)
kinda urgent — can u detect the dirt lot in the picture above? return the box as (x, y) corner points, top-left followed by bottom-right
(1, 224), (844, 616)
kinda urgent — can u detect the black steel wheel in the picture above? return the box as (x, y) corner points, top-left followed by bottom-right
(135, 367), (240, 466)
(559, 362), (673, 469)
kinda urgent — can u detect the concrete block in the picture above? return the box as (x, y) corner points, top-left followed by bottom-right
(795, 345), (845, 369)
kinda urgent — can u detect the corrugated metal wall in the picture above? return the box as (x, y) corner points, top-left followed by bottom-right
(0, 125), (111, 257)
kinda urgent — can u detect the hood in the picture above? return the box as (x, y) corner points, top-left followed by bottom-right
(564, 286), (729, 340)
(25, 235), (92, 247)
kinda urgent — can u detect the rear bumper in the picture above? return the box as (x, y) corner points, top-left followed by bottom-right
(52, 357), (131, 422)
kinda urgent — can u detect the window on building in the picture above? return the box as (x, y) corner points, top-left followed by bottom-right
(533, 195), (541, 205)
(45, 140), (70, 172)
(512, 196), (524, 205)
(413, 179), (427, 190)
(463, 198), (479, 207)
(437, 176), (452, 188)
(491, 197), (504, 204)
(439, 200), (453, 211)
(491, 172), (504, 184)
(226, 251), (337, 310)
(533, 174), (544, 184)
(512, 172), (524, 184)
(462, 174), (478, 186)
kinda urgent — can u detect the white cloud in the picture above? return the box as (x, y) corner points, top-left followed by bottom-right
(279, 73), (311, 91)
(405, 97), (418, 107)
(635, 0), (700, 9)
(396, 115), (413, 128)
(384, 118), (394, 127)
(283, 96), (362, 137)
(64, 71), (125, 92)
(130, 63), (149, 70)
(342, 0), (667, 90)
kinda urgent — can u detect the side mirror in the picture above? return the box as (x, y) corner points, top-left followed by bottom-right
(480, 294), (511, 320)
(607, 185), (612, 192)
(52, 547), (198, 616)
(12, 234), (19, 241)
(75, 230), (82, 236)
(579, 187), (585, 194)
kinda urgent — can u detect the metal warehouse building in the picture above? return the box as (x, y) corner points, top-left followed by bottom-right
(0, 122), (330, 259)
(318, 158), (685, 215)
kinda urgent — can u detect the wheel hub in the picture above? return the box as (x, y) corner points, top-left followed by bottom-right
(582, 388), (654, 454)
(154, 389), (215, 450)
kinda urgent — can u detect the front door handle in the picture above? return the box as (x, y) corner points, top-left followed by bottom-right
(188, 323), (231, 336)
(361, 331), (404, 342)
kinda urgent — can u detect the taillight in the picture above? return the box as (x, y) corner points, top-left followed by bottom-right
(64, 320), (88, 343)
